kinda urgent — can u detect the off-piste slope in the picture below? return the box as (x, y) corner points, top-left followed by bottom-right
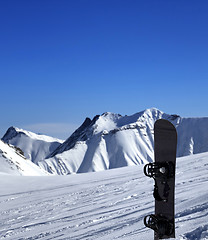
(38, 108), (208, 175)
(0, 152), (207, 239)
(0, 140), (48, 176)
(2, 127), (63, 164)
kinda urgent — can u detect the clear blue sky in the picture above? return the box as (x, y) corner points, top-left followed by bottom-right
(0, 0), (208, 139)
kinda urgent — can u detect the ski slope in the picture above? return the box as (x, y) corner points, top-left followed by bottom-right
(0, 152), (208, 240)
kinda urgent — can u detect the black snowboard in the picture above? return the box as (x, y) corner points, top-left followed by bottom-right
(144, 119), (177, 240)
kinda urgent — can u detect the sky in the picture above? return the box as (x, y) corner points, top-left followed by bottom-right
(0, 0), (208, 139)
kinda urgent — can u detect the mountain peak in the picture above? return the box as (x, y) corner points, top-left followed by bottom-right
(140, 108), (163, 118)
(1, 126), (21, 142)
(1, 126), (63, 163)
(2, 126), (63, 143)
(101, 112), (122, 118)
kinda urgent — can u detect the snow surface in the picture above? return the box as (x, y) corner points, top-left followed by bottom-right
(0, 152), (207, 239)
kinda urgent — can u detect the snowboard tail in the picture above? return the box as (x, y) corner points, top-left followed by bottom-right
(144, 119), (177, 239)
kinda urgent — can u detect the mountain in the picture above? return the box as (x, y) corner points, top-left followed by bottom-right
(35, 109), (171, 174)
(1, 127), (64, 164)
(0, 152), (207, 239)
(0, 140), (48, 176)
(38, 108), (208, 175)
(2, 108), (208, 176)
(176, 117), (208, 156)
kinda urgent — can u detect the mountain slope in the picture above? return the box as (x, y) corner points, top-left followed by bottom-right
(0, 140), (48, 176)
(176, 117), (208, 156)
(0, 152), (207, 239)
(2, 127), (63, 164)
(37, 109), (180, 174)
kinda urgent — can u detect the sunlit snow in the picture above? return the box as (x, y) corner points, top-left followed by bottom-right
(0, 152), (207, 239)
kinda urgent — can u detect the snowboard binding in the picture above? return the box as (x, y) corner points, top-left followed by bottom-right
(144, 162), (175, 202)
(144, 162), (175, 201)
(144, 162), (175, 180)
(144, 214), (174, 238)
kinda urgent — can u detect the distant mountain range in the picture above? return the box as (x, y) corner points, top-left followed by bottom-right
(1, 108), (208, 175)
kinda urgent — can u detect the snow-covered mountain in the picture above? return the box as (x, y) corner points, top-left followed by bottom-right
(2, 108), (208, 176)
(0, 152), (207, 239)
(37, 108), (208, 175)
(1, 127), (63, 164)
(0, 140), (48, 176)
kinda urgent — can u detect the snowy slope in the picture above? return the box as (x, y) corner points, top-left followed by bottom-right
(0, 152), (207, 239)
(2, 127), (63, 164)
(38, 108), (208, 175)
(0, 140), (48, 176)
(176, 117), (208, 156)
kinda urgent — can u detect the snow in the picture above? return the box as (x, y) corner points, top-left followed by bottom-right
(176, 117), (208, 156)
(3, 126), (63, 143)
(2, 127), (64, 164)
(93, 112), (122, 134)
(0, 140), (48, 176)
(1, 108), (208, 176)
(0, 152), (207, 239)
(35, 108), (208, 175)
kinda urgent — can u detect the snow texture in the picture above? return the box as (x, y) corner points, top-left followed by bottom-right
(0, 152), (207, 239)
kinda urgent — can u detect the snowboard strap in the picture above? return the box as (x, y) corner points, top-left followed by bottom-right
(144, 162), (174, 201)
(144, 214), (174, 238)
(144, 162), (175, 180)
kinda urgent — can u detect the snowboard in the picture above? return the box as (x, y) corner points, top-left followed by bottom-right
(144, 119), (177, 239)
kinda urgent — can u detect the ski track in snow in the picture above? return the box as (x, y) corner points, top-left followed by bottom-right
(0, 153), (208, 240)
